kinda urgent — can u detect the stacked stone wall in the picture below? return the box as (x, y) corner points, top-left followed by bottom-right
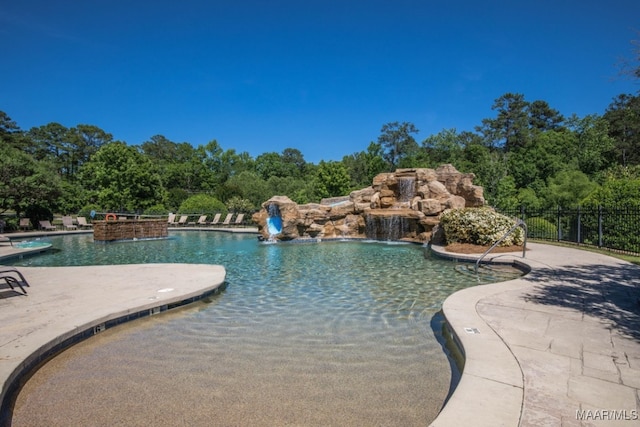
(93, 219), (168, 242)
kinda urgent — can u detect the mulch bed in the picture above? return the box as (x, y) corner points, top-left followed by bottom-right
(444, 242), (525, 254)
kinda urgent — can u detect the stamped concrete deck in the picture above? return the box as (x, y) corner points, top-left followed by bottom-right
(431, 242), (640, 427)
(0, 239), (226, 425)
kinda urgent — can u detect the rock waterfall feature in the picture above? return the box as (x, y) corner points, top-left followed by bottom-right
(252, 165), (485, 243)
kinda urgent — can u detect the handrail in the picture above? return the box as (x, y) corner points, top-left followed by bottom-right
(475, 219), (527, 272)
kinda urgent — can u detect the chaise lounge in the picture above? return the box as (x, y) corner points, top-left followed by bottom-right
(221, 213), (234, 226)
(62, 216), (77, 231)
(209, 213), (222, 226)
(232, 213), (245, 226)
(0, 267), (29, 295)
(39, 220), (56, 231)
(19, 218), (32, 231)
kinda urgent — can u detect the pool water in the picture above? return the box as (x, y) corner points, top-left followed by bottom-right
(11, 232), (522, 426)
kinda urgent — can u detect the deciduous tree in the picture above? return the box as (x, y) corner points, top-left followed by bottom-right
(80, 142), (167, 212)
(377, 122), (419, 169)
(313, 161), (351, 199)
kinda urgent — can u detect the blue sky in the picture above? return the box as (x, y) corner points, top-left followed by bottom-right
(1, 1), (638, 163)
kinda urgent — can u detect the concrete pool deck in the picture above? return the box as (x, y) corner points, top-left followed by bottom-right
(0, 233), (638, 426)
(430, 242), (640, 427)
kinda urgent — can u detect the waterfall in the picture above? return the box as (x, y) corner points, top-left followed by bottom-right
(365, 214), (410, 241)
(267, 203), (281, 218)
(397, 177), (416, 203)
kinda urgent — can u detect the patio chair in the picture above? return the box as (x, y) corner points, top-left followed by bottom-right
(208, 213), (222, 226)
(0, 267), (29, 295)
(167, 213), (177, 226)
(77, 217), (93, 229)
(62, 216), (77, 231)
(177, 215), (189, 226)
(221, 213), (234, 226)
(0, 235), (13, 246)
(19, 218), (32, 231)
(232, 213), (245, 226)
(195, 215), (208, 226)
(39, 220), (56, 231)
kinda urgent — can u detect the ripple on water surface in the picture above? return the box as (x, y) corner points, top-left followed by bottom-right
(12, 232), (522, 426)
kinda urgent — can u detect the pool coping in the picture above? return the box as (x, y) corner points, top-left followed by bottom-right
(428, 242), (640, 426)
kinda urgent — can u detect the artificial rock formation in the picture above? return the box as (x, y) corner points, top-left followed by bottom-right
(252, 164), (485, 243)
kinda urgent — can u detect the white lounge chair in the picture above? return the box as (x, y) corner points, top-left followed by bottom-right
(177, 215), (189, 226)
(209, 213), (222, 226)
(19, 218), (32, 231)
(62, 216), (77, 230)
(232, 213), (245, 226)
(221, 213), (233, 226)
(196, 215), (208, 226)
(39, 220), (56, 231)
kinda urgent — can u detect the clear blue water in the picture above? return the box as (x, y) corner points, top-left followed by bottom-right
(12, 232), (522, 426)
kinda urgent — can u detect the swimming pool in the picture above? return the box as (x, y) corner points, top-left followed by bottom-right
(11, 232), (522, 426)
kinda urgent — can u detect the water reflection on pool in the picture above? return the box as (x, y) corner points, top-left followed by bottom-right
(12, 232), (522, 426)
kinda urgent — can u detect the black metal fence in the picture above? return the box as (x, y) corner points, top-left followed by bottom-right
(497, 206), (640, 256)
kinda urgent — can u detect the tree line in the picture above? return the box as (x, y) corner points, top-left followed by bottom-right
(1, 88), (639, 228)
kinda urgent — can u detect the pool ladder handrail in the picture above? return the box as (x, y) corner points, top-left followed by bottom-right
(475, 219), (527, 273)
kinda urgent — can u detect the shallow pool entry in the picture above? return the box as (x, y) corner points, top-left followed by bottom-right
(11, 232), (523, 426)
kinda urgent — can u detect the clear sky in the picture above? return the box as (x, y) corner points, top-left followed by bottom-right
(1, 0), (638, 163)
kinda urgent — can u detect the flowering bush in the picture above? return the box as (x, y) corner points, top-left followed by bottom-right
(440, 207), (524, 246)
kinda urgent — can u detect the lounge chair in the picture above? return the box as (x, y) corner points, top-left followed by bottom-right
(0, 235), (13, 246)
(195, 215), (208, 226)
(0, 267), (29, 294)
(39, 220), (56, 231)
(167, 213), (177, 226)
(62, 216), (77, 230)
(221, 213), (234, 226)
(209, 213), (222, 226)
(232, 213), (245, 226)
(177, 215), (189, 226)
(19, 218), (32, 231)
(77, 217), (93, 229)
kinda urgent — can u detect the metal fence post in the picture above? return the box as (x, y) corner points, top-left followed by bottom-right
(598, 205), (603, 248)
(557, 206), (562, 241)
(577, 206), (581, 244)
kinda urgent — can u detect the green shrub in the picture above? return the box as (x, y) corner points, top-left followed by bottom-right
(143, 204), (169, 215)
(178, 194), (227, 214)
(525, 217), (556, 239)
(440, 207), (524, 246)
